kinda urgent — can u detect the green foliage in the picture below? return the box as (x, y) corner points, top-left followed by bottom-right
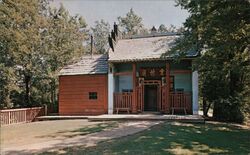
(172, 0), (250, 122)
(0, 0), (47, 107)
(42, 4), (87, 106)
(158, 24), (167, 33)
(91, 19), (110, 54)
(118, 8), (144, 35)
(0, 0), (87, 109)
(158, 24), (184, 33)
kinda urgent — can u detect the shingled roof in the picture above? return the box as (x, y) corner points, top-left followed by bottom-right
(59, 54), (108, 76)
(108, 34), (197, 62)
(59, 34), (198, 76)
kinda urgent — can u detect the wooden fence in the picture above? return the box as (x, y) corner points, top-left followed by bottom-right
(0, 107), (45, 125)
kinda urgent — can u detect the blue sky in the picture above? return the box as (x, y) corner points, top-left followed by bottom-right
(51, 0), (189, 29)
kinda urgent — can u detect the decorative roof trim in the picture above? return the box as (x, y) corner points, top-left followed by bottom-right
(108, 57), (197, 63)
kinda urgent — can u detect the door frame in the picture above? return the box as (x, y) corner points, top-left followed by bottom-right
(143, 80), (161, 112)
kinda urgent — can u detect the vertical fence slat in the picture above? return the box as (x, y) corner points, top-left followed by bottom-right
(24, 110), (26, 122)
(8, 111), (11, 125)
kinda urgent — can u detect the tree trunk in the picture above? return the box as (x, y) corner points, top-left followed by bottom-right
(213, 103), (222, 120)
(24, 75), (31, 107)
(5, 92), (11, 108)
(202, 98), (207, 116)
(50, 85), (53, 104)
(205, 102), (211, 116)
(202, 97), (212, 117)
(50, 78), (56, 105)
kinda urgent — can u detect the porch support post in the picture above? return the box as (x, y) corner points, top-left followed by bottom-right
(108, 64), (114, 114)
(192, 70), (199, 115)
(165, 62), (170, 113)
(132, 63), (137, 113)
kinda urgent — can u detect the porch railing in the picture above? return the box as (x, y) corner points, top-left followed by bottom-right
(114, 92), (133, 110)
(170, 92), (192, 113)
(113, 91), (192, 114)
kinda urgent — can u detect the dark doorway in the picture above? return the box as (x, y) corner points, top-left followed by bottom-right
(144, 85), (158, 111)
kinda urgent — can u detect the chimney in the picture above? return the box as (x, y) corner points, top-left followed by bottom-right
(108, 34), (114, 51)
(114, 22), (118, 36)
(151, 26), (157, 34)
(90, 35), (93, 58)
(111, 30), (116, 42)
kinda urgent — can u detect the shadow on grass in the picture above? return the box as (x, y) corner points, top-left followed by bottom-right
(71, 122), (118, 136)
(35, 122), (118, 139)
(39, 121), (250, 155)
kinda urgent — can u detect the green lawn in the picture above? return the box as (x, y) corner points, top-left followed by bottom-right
(42, 122), (250, 155)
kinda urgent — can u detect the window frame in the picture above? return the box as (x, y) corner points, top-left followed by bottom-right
(89, 92), (98, 100)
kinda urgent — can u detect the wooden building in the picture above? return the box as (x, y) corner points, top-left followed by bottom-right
(59, 28), (199, 115)
(59, 55), (108, 115)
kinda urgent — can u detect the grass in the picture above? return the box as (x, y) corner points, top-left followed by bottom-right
(71, 122), (118, 136)
(41, 121), (250, 155)
(43, 121), (119, 139)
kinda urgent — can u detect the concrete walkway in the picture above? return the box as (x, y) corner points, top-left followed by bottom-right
(37, 114), (205, 123)
(1, 120), (160, 155)
(88, 114), (205, 123)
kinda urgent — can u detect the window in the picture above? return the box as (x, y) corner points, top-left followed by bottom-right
(122, 89), (133, 93)
(89, 92), (97, 100)
(175, 88), (184, 93)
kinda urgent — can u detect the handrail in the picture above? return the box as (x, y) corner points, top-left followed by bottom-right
(0, 107), (42, 112)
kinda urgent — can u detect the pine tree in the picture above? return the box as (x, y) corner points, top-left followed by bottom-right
(118, 8), (144, 35)
(91, 19), (110, 54)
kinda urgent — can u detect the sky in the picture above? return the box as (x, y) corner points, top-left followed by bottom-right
(50, 0), (189, 29)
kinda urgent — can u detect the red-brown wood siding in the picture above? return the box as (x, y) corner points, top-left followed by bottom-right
(59, 74), (108, 115)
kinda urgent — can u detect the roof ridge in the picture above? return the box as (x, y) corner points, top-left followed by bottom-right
(122, 32), (181, 40)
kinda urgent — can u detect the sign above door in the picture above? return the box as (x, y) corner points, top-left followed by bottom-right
(139, 68), (165, 78)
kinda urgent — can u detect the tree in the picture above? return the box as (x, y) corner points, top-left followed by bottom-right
(158, 24), (167, 33)
(0, 0), (87, 108)
(42, 4), (87, 106)
(0, 13), (17, 108)
(176, 26), (185, 33)
(118, 8), (144, 35)
(158, 24), (183, 33)
(171, 0), (250, 122)
(139, 27), (149, 35)
(0, 0), (48, 107)
(167, 24), (176, 33)
(91, 19), (110, 54)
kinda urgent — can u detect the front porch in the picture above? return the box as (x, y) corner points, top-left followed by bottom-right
(108, 61), (199, 115)
(113, 91), (192, 114)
